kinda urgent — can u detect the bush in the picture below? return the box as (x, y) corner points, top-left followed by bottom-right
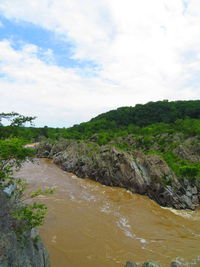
(179, 166), (199, 178)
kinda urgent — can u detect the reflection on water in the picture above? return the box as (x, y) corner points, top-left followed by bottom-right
(16, 159), (200, 267)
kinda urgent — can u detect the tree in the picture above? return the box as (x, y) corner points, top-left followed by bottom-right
(0, 112), (36, 126)
(0, 112), (53, 232)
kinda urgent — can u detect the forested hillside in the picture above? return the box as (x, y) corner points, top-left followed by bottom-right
(91, 100), (200, 126)
(1, 100), (200, 143)
(56, 100), (200, 142)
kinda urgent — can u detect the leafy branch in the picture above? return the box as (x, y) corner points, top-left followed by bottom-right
(0, 112), (36, 126)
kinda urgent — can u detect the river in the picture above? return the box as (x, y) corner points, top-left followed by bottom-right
(15, 159), (200, 267)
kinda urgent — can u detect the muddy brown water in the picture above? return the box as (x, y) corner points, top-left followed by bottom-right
(15, 159), (200, 267)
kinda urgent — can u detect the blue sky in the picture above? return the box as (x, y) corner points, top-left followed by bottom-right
(0, 15), (99, 71)
(0, 0), (199, 127)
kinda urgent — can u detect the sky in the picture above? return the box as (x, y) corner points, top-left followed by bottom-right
(0, 0), (200, 127)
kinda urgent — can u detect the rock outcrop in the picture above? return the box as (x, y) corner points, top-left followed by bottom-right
(125, 262), (138, 267)
(0, 190), (50, 267)
(124, 261), (181, 267)
(142, 262), (162, 267)
(37, 140), (200, 210)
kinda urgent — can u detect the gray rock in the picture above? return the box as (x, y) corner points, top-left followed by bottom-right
(173, 143), (200, 163)
(191, 186), (198, 195)
(180, 195), (195, 210)
(124, 261), (137, 267)
(142, 261), (162, 267)
(0, 190), (50, 267)
(186, 190), (192, 197)
(171, 261), (181, 267)
(3, 184), (16, 195)
(192, 195), (199, 204)
(182, 178), (189, 187)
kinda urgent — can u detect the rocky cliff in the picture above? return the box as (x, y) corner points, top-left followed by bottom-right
(0, 190), (50, 267)
(37, 139), (200, 210)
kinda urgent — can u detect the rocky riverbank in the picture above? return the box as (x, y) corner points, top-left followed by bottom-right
(37, 139), (200, 210)
(0, 190), (50, 267)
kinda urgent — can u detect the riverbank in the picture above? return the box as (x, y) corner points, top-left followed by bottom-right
(36, 139), (200, 210)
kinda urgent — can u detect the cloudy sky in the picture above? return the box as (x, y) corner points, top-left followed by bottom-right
(0, 0), (200, 127)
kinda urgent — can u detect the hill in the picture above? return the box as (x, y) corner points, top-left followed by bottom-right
(91, 100), (200, 126)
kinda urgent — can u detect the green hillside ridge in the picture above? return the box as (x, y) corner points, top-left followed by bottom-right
(1, 100), (200, 140)
(1, 100), (200, 181)
(55, 100), (200, 141)
(91, 99), (200, 126)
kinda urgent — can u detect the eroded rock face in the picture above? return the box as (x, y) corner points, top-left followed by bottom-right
(37, 140), (200, 210)
(0, 191), (50, 267)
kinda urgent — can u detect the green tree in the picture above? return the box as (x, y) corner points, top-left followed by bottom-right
(0, 112), (36, 126)
(0, 112), (52, 232)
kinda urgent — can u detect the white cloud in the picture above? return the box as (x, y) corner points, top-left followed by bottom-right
(0, 0), (200, 126)
(0, 40), (123, 126)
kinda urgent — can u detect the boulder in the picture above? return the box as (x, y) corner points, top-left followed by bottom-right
(142, 261), (162, 267)
(171, 261), (181, 267)
(124, 261), (138, 267)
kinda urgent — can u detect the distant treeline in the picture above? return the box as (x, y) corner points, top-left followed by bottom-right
(0, 100), (200, 143)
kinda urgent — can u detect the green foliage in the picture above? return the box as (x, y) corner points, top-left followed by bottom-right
(0, 112), (36, 127)
(30, 188), (55, 198)
(174, 118), (200, 136)
(11, 187), (55, 232)
(12, 203), (47, 231)
(32, 234), (41, 244)
(163, 152), (200, 178)
(0, 112), (53, 233)
(0, 138), (34, 162)
(91, 100), (200, 126)
(0, 139), (34, 193)
(179, 166), (199, 178)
